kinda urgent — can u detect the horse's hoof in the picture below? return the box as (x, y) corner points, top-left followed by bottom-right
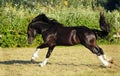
(105, 63), (111, 68)
(108, 58), (114, 64)
(39, 63), (45, 67)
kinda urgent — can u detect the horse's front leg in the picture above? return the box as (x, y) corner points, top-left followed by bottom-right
(39, 46), (55, 67)
(31, 43), (48, 62)
(31, 48), (40, 62)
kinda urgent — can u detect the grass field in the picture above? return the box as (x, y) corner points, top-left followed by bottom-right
(0, 45), (120, 76)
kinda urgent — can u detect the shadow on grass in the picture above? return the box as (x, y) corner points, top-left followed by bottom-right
(0, 60), (100, 68)
(0, 60), (40, 65)
(54, 63), (120, 69)
(1, 60), (119, 69)
(55, 62), (103, 68)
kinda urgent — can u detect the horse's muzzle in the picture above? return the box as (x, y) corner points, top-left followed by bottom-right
(28, 37), (33, 44)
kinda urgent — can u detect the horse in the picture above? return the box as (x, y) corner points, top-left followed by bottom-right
(27, 13), (112, 67)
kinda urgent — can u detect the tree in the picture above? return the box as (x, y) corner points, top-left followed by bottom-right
(105, 0), (120, 11)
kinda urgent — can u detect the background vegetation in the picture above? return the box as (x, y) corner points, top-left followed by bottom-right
(0, 0), (120, 47)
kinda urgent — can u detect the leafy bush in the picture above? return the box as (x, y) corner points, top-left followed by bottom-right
(0, 1), (120, 48)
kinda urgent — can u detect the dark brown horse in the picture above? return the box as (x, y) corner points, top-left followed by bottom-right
(27, 13), (112, 67)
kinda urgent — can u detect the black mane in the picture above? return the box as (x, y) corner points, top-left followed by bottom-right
(32, 14), (49, 23)
(32, 14), (63, 28)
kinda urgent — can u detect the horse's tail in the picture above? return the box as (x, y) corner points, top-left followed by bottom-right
(92, 12), (110, 38)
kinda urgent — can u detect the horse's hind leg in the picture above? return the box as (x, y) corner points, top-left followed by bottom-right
(102, 53), (113, 64)
(84, 44), (111, 68)
(95, 46), (111, 67)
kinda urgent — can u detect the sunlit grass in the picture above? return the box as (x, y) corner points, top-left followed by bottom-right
(0, 45), (120, 76)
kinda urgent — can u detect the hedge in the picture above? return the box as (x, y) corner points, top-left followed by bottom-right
(0, 1), (120, 47)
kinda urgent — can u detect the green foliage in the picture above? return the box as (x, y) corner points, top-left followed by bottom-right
(0, 0), (120, 47)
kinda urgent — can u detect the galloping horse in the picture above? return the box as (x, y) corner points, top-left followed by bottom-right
(27, 13), (112, 67)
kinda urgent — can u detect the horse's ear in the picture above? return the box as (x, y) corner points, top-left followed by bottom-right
(38, 13), (46, 18)
(39, 13), (50, 23)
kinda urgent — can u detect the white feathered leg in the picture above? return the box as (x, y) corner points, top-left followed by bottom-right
(39, 58), (48, 67)
(31, 48), (40, 61)
(98, 55), (111, 67)
(103, 54), (113, 64)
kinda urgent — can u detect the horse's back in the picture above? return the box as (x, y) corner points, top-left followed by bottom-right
(55, 26), (96, 46)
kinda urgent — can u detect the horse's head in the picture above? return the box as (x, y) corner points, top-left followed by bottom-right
(27, 14), (49, 44)
(27, 23), (37, 44)
(27, 21), (51, 44)
(32, 14), (49, 23)
(27, 13), (63, 44)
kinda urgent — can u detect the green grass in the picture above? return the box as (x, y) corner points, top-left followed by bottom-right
(0, 45), (120, 76)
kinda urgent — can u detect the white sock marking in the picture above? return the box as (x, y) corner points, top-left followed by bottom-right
(103, 54), (107, 60)
(103, 54), (112, 63)
(98, 55), (110, 67)
(39, 58), (48, 67)
(31, 48), (40, 60)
